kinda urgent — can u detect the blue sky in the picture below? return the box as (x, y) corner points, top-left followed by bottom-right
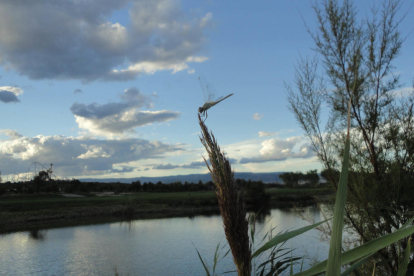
(0, 0), (413, 180)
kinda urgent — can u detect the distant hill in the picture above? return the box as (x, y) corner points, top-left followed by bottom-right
(79, 172), (286, 184)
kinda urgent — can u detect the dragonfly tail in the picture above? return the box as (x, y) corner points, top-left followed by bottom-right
(212, 93), (234, 106)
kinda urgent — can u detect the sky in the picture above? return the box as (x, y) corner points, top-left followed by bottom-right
(0, 0), (413, 181)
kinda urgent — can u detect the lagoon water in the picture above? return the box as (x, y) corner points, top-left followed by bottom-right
(0, 206), (330, 276)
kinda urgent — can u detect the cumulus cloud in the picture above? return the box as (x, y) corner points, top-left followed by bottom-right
(0, 0), (211, 82)
(253, 113), (263, 120)
(0, 134), (183, 177)
(0, 129), (22, 139)
(73, 89), (83, 94)
(71, 87), (180, 136)
(239, 137), (314, 163)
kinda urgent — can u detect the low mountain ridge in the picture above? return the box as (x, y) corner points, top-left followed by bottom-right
(79, 172), (286, 184)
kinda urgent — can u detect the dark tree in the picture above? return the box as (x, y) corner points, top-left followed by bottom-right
(304, 170), (320, 186)
(279, 172), (303, 187)
(33, 170), (49, 193)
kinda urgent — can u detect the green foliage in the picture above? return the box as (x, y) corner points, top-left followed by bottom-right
(244, 180), (270, 206)
(0, 184), (6, 196)
(251, 219), (331, 259)
(279, 172), (303, 188)
(326, 137), (350, 276)
(279, 171), (320, 187)
(286, 0), (414, 273)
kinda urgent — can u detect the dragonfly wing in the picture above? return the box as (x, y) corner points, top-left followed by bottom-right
(198, 76), (216, 103)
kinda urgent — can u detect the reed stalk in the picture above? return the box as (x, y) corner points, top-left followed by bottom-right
(198, 114), (251, 276)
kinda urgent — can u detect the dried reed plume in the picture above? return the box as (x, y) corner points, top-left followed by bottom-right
(198, 114), (251, 276)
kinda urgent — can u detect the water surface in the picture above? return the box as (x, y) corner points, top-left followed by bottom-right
(0, 206), (329, 276)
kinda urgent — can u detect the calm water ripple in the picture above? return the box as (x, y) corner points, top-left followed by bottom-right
(0, 206), (330, 276)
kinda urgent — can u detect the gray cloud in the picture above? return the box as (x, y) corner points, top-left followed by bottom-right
(152, 163), (180, 170)
(180, 161), (206, 169)
(0, 129), (22, 139)
(0, 91), (20, 103)
(228, 158), (237, 164)
(110, 167), (135, 173)
(71, 87), (152, 119)
(0, 134), (183, 177)
(0, 0), (210, 81)
(152, 159), (231, 170)
(71, 102), (130, 119)
(71, 87), (180, 136)
(258, 131), (278, 137)
(73, 89), (82, 94)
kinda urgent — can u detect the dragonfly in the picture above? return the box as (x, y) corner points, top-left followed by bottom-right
(198, 76), (234, 121)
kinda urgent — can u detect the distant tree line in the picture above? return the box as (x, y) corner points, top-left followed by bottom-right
(279, 170), (320, 187)
(0, 170), (326, 198)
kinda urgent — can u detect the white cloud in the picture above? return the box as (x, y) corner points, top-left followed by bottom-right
(0, 86), (23, 96)
(253, 113), (263, 120)
(0, 134), (184, 177)
(77, 146), (111, 159)
(0, 0), (211, 81)
(239, 136), (315, 163)
(187, 69), (195, 74)
(389, 87), (414, 98)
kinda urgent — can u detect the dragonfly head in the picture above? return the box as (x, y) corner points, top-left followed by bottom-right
(198, 107), (204, 113)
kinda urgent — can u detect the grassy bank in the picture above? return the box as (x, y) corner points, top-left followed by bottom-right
(0, 187), (334, 233)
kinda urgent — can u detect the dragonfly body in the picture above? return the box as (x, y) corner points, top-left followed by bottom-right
(198, 76), (234, 120)
(198, 94), (234, 119)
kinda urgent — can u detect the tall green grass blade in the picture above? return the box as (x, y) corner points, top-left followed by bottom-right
(213, 241), (220, 273)
(218, 248), (231, 264)
(340, 253), (374, 276)
(192, 242), (211, 276)
(396, 237), (411, 276)
(251, 218), (331, 258)
(291, 222), (414, 276)
(326, 137), (350, 276)
(401, 216), (414, 229)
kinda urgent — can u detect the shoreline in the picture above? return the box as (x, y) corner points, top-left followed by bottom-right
(0, 190), (334, 234)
